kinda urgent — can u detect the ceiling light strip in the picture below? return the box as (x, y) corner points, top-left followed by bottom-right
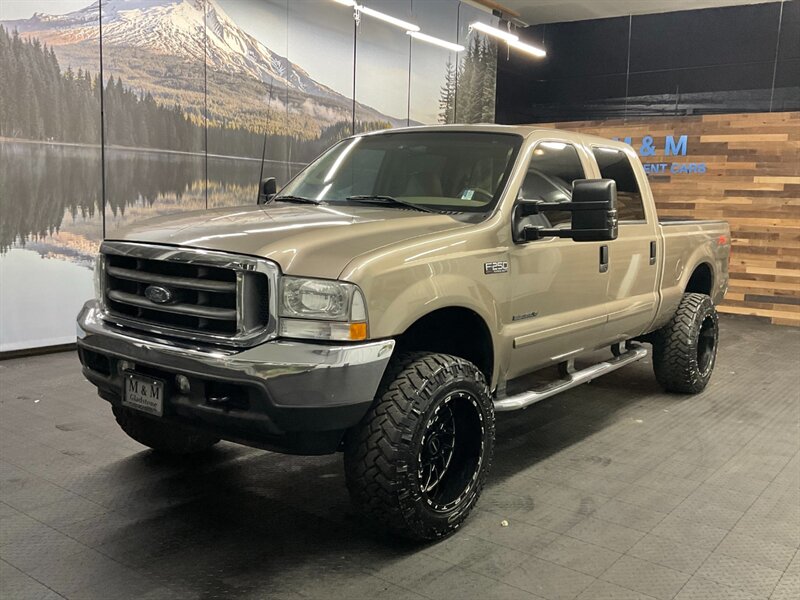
(407, 31), (465, 52)
(470, 21), (546, 58)
(509, 38), (546, 57)
(469, 21), (518, 42)
(358, 5), (420, 32)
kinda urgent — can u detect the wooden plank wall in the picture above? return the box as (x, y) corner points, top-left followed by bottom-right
(538, 111), (800, 326)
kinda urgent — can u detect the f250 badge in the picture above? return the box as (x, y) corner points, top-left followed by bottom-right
(484, 261), (508, 274)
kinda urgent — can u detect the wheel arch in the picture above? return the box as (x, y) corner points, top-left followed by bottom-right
(685, 261), (714, 296)
(393, 307), (495, 388)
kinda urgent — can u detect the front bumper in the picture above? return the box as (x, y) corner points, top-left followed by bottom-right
(77, 301), (394, 454)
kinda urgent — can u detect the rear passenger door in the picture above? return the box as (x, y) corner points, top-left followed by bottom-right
(591, 146), (659, 341)
(507, 141), (609, 378)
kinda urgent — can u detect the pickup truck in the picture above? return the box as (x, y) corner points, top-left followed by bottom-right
(77, 125), (730, 540)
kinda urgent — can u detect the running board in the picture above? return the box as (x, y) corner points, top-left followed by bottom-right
(494, 345), (648, 412)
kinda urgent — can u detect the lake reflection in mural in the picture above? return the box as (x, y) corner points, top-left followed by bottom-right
(0, 142), (281, 256)
(0, 141), (299, 351)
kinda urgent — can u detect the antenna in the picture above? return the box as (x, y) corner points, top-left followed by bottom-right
(257, 76), (276, 202)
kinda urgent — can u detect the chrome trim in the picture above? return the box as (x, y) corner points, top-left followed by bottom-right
(100, 241), (279, 348)
(494, 345), (648, 412)
(235, 271), (246, 334)
(96, 254), (107, 312)
(106, 265), (237, 292)
(107, 290), (237, 320)
(77, 301), (395, 408)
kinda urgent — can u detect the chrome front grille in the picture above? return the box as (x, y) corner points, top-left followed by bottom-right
(100, 242), (278, 346)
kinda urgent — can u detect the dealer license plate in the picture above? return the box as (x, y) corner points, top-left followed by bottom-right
(123, 373), (165, 417)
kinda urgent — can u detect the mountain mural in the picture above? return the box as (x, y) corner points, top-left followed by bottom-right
(0, 0), (500, 351)
(2, 0), (406, 139)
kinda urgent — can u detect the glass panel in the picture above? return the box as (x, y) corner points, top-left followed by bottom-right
(287, 0), (355, 175)
(207, 0), (290, 208)
(455, 4), (498, 124)
(0, 1), (102, 351)
(101, 0), (207, 232)
(277, 130), (522, 214)
(592, 148), (646, 221)
(409, 0), (459, 125)
(354, 0), (411, 132)
(522, 143), (587, 226)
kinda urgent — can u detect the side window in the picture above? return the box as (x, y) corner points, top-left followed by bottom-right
(521, 143), (586, 226)
(592, 148), (646, 221)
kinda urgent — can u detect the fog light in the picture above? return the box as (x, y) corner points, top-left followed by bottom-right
(175, 374), (191, 394)
(118, 360), (133, 374)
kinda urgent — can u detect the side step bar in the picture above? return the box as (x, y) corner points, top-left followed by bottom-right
(494, 345), (648, 412)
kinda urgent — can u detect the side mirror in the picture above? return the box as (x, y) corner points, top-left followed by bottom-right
(257, 177), (277, 205)
(514, 179), (618, 243)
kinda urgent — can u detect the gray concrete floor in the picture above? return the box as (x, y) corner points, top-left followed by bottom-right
(0, 315), (798, 600)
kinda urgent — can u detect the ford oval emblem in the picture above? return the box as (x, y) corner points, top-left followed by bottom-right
(145, 285), (174, 304)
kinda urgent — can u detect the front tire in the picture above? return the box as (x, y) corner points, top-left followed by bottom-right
(113, 406), (220, 455)
(344, 352), (495, 540)
(652, 293), (719, 394)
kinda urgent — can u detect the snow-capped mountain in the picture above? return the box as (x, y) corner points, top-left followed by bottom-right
(3, 0), (345, 103)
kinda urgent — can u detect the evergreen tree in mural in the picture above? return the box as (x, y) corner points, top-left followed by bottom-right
(438, 35), (497, 124)
(0, 27), (99, 143)
(439, 58), (457, 124)
(0, 25), (349, 163)
(480, 40), (498, 123)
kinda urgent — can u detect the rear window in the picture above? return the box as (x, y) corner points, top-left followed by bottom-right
(592, 148), (646, 221)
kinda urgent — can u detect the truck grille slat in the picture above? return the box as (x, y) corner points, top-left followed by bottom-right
(107, 290), (238, 320)
(100, 242), (277, 346)
(106, 265), (237, 293)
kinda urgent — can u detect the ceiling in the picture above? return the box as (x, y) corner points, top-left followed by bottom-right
(498, 0), (782, 25)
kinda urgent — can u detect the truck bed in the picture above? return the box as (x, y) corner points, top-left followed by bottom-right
(651, 218), (731, 330)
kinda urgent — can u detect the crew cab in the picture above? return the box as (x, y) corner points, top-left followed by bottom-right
(77, 125), (730, 539)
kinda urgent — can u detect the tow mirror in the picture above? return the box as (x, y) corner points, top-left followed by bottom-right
(514, 179), (618, 243)
(257, 177), (277, 205)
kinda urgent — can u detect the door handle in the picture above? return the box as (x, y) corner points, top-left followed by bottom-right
(649, 241), (657, 265)
(599, 245), (609, 273)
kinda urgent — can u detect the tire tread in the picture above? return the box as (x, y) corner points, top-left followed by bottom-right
(344, 352), (494, 540)
(652, 292), (718, 394)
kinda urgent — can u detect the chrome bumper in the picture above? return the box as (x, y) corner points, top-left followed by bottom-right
(76, 301), (394, 454)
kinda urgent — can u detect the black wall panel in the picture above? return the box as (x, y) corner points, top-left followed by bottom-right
(628, 4), (780, 72)
(495, 16), (630, 123)
(775, 0), (800, 109)
(496, 0), (800, 123)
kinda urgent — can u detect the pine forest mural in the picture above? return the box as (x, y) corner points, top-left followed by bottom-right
(0, 0), (499, 351)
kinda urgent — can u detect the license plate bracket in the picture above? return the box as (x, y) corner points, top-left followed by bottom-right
(122, 372), (165, 417)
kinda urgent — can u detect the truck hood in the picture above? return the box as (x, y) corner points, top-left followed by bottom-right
(108, 203), (472, 279)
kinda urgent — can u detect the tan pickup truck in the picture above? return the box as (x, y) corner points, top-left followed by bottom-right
(77, 125), (730, 539)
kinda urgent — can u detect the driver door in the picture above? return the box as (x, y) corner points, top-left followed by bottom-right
(506, 140), (610, 378)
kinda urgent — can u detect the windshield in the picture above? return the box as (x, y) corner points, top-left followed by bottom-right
(276, 131), (522, 214)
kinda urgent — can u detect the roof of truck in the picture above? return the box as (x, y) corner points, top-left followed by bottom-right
(360, 123), (631, 150)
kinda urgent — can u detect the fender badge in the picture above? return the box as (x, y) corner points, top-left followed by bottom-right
(512, 311), (538, 322)
(484, 261), (508, 274)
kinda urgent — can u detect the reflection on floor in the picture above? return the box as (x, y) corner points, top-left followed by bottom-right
(1, 316), (798, 600)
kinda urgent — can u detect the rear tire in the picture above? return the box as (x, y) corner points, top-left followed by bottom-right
(113, 406), (220, 455)
(652, 293), (719, 394)
(344, 352), (495, 540)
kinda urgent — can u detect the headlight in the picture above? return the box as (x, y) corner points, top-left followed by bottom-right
(279, 277), (368, 341)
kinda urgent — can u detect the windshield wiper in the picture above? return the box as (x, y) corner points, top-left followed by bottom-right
(346, 195), (436, 213)
(272, 195), (322, 205)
